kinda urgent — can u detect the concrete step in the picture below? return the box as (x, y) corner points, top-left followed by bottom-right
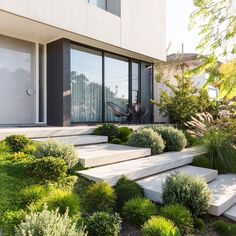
(137, 165), (218, 203)
(79, 144), (151, 168)
(224, 204), (236, 222)
(78, 146), (206, 186)
(208, 174), (236, 216)
(33, 135), (108, 146)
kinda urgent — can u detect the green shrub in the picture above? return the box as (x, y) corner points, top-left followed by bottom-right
(141, 216), (181, 236)
(162, 172), (211, 216)
(152, 125), (187, 151)
(116, 176), (144, 209)
(19, 185), (47, 207)
(85, 182), (116, 213)
(117, 127), (133, 142)
(28, 156), (67, 182)
(94, 124), (119, 142)
(127, 128), (165, 155)
(194, 218), (205, 231)
(123, 197), (157, 226)
(36, 140), (78, 169)
(110, 138), (122, 144)
(212, 220), (236, 236)
(86, 212), (122, 236)
(0, 141), (10, 153)
(22, 142), (38, 155)
(5, 135), (30, 153)
(15, 206), (87, 236)
(192, 154), (213, 169)
(160, 204), (193, 234)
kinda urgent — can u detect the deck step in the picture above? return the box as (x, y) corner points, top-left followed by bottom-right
(78, 144), (151, 168)
(78, 146), (206, 186)
(224, 204), (236, 222)
(137, 166), (218, 203)
(208, 174), (236, 216)
(33, 135), (108, 146)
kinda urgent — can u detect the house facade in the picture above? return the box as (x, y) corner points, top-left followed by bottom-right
(0, 0), (166, 126)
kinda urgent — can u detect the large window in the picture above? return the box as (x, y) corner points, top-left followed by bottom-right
(132, 62), (140, 105)
(88, 0), (107, 10)
(71, 45), (103, 122)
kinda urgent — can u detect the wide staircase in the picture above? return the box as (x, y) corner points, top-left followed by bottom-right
(0, 126), (235, 222)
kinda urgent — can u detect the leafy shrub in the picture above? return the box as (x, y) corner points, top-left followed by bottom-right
(117, 127), (133, 143)
(141, 216), (181, 236)
(194, 218), (205, 231)
(127, 128), (165, 155)
(0, 141), (10, 153)
(85, 182), (116, 213)
(162, 172), (211, 216)
(110, 138), (122, 144)
(19, 185), (47, 207)
(36, 140), (78, 169)
(212, 220), (236, 236)
(86, 212), (122, 236)
(160, 204), (193, 234)
(94, 124), (119, 142)
(23, 142), (38, 155)
(123, 197), (157, 226)
(192, 154), (213, 169)
(5, 135), (30, 153)
(28, 157), (67, 182)
(116, 176), (144, 209)
(152, 125), (187, 151)
(15, 206), (87, 236)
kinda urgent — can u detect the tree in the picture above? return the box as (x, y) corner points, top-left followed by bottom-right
(189, 0), (236, 99)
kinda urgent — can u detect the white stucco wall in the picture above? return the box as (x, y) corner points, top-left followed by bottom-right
(0, 0), (166, 61)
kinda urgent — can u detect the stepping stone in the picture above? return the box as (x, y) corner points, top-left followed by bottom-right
(78, 146), (206, 186)
(224, 204), (236, 222)
(208, 174), (236, 216)
(78, 144), (151, 168)
(33, 135), (108, 146)
(137, 165), (218, 203)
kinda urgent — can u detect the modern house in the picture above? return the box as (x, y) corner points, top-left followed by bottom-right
(0, 0), (166, 127)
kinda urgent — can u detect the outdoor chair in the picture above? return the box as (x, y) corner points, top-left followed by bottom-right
(128, 103), (148, 123)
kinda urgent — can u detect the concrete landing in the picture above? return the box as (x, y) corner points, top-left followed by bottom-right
(78, 146), (206, 185)
(208, 174), (236, 216)
(224, 204), (236, 222)
(33, 135), (108, 146)
(78, 144), (151, 168)
(137, 166), (218, 203)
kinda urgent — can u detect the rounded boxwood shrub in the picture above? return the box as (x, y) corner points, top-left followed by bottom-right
(36, 140), (78, 169)
(15, 206), (87, 236)
(194, 218), (205, 231)
(85, 182), (116, 213)
(94, 124), (119, 142)
(152, 125), (187, 151)
(160, 204), (194, 234)
(110, 138), (122, 144)
(116, 176), (144, 209)
(117, 127), (133, 143)
(127, 128), (165, 155)
(123, 197), (157, 226)
(162, 172), (211, 216)
(5, 135), (30, 153)
(29, 156), (67, 182)
(212, 220), (236, 235)
(141, 216), (181, 236)
(86, 212), (122, 236)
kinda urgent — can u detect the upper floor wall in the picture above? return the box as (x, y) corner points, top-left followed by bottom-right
(0, 0), (166, 61)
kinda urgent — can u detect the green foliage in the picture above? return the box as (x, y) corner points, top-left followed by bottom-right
(141, 216), (181, 236)
(5, 135), (30, 153)
(127, 128), (165, 155)
(0, 141), (11, 153)
(212, 220), (236, 236)
(162, 172), (211, 216)
(19, 185), (47, 207)
(193, 218), (205, 231)
(15, 206), (87, 236)
(85, 182), (116, 213)
(86, 212), (122, 236)
(152, 125), (187, 151)
(192, 154), (213, 169)
(122, 197), (157, 226)
(94, 124), (119, 142)
(110, 138), (122, 144)
(36, 140), (78, 169)
(116, 176), (144, 209)
(28, 157), (68, 182)
(117, 127), (133, 143)
(160, 204), (194, 234)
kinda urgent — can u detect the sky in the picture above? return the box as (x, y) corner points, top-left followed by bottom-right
(166, 0), (201, 55)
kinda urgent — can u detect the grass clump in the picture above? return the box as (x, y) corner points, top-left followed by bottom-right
(212, 220), (236, 236)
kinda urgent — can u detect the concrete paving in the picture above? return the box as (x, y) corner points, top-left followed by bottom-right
(78, 146), (206, 185)
(224, 204), (236, 222)
(137, 165), (218, 203)
(78, 143), (151, 168)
